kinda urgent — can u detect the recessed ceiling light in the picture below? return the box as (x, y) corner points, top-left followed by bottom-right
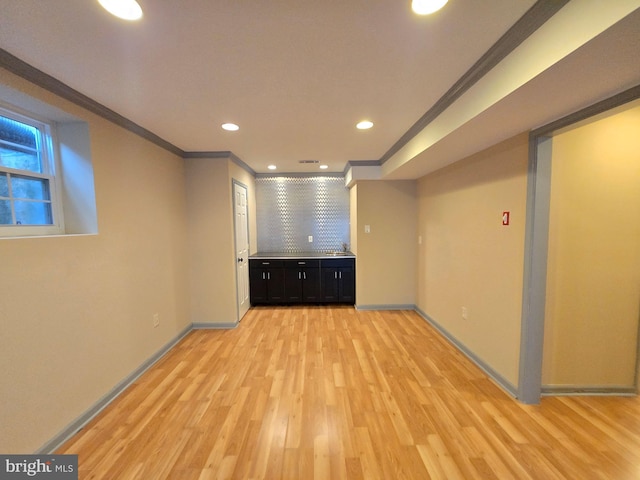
(267, 165), (277, 170)
(98, 0), (143, 21)
(221, 123), (239, 131)
(356, 120), (374, 130)
(319, 165), (328, 170)
(411, 0), (448, 15)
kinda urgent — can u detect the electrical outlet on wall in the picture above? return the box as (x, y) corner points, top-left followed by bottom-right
(308, 235), (313, 243)
(153, 313), (159, 327)
(461, 307), (468, 320)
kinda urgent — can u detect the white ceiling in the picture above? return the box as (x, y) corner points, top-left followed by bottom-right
(1, 1), (639, 177)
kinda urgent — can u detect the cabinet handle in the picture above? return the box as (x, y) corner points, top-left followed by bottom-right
(262, 272), (265, 280)
(339, 272), (342, 279)
(268, 272), (271, 280)
(335, 272), (337, 279)
(298, 272), (301, 280)
(298, 261), (306, 265)
(303, 272), (306, 280)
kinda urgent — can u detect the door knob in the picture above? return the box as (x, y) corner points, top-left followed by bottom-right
(237, 257), (244, 263)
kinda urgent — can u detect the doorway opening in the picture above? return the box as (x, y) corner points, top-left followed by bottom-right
(519, 86), (640, 403)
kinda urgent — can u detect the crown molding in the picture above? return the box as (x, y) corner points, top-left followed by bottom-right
(531, 83), (640, 137)
(0, 48), (185, 157)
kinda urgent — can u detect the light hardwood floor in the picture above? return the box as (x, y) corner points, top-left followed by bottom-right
(58, 306), (640, 479)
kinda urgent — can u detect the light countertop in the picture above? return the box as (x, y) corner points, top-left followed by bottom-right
(250, 251), (355, 259)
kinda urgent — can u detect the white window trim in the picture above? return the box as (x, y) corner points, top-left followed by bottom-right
(0, 102), (65, 237)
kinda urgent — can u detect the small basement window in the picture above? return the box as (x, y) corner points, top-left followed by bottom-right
(0, 83), (98, 238)
(0, 107), (64, 236)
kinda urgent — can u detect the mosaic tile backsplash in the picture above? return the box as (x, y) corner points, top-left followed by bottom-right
(256, 176), (350, 253)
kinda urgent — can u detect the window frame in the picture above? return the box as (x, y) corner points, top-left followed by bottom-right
(0, 103), (65, 237)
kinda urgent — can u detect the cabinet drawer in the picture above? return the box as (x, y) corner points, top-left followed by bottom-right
(250, 259), (284, 268)
(284, 259), (320, 268)
(321, 258), (354, 268)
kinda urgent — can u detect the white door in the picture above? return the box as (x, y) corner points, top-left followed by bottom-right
(234, 182), (250, 321)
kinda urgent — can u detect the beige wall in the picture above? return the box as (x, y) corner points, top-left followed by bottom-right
(542, 103), (640, 387)
(185, 157), (257, 325)
(353, 180), (418, 307)
(0, 69), (191, 453)
(417, 133), (529, 386)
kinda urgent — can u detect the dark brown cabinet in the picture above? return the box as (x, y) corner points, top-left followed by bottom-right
(249, 260), (285, 304)
(284, 260), (321, 302)
(249, 256), (355, 305)
(321, 258), (355, 303)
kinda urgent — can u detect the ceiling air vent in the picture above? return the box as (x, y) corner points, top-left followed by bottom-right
(298, 160), (319, 164)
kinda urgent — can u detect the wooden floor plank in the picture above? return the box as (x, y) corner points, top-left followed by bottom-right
(57, 306), (640, 479)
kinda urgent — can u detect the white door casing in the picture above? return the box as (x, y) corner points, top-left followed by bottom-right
(234, 182), (250, 321)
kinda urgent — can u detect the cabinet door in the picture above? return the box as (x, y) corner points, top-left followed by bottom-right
(284, 268), (303, 302)
(339, 268), (355, 303)
(268, 268), (286, 302)
(249, 268), (268, 304)
(302, 267), (321, 302)
(321, 268), (340, 302)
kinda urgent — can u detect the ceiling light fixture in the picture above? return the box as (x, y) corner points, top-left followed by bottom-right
(98, 0), (143, 21)
(221, 123), (239, 131)
(356, 120), (374, 130)
(411, 0), (448, 15)
(319, 165), (328, 170)
(267, 165), (277, 170)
